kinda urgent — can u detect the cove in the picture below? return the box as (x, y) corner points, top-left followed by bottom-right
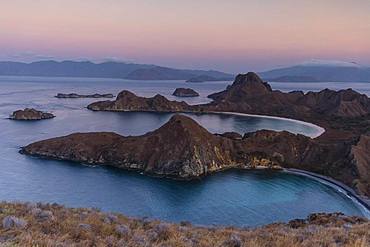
(0, 110), (368, 227)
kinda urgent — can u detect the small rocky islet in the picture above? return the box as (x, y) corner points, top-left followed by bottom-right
(55, 93), (114, 99)
(9, 108), (55, 121)
(172, 88), (199, 97)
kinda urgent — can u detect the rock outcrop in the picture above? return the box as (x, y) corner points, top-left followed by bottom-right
(87, 91), (194, 112)
(10, 108), (55, 121)
(172, 88), (199, 97)
(55, 93), (114, 99)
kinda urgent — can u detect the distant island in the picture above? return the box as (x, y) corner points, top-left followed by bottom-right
(0, 60), (234, 81)
(55, 93), (114, 99)
(260, 60), (370, 82)
(266, 75), (320, 82)
(1, 59), (370, 82)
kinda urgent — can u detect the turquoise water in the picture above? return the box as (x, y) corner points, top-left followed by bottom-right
(0, 76), (368, 227)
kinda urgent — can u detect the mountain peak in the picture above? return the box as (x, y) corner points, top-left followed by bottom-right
(234, 72), (263, 84)
(154, 114), (212, 139)
(233, 72), (272, 93)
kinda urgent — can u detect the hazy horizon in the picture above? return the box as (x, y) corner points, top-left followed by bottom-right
(1, 0), (370, 73)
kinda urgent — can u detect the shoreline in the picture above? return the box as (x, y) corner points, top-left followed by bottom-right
(214, 111), (326, 138)
(284, 168), (370, 218)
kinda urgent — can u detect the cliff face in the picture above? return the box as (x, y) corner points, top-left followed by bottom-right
(87, 91), (193, 112)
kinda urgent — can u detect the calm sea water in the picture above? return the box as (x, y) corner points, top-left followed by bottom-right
(0, 76), (369, 227)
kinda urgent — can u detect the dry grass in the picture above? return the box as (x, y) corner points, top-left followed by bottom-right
(0, 202), (369, 247)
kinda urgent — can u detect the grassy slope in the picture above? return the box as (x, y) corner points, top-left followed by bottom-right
(0, 202), (369, 247)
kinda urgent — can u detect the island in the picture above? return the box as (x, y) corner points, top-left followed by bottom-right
(87, 91), (193, 112)
(55, 93), (114, 99)
(23, 115), (307, 178)
(19, 112), (368, 200)
(85, 72), (370, 198)
(9, 108), (55, 121)
(172, 88), (199, 97)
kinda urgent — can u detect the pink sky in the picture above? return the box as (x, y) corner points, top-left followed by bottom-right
(0, 0), (370, 72)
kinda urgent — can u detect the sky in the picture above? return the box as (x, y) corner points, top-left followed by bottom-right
(0, 0), (370, 73)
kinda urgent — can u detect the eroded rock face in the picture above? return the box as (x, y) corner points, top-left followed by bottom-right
(172, 88), (199, 97)
(87, 90), (194, 112)
(55, 93), (114, 99)
(10, 108), (55, 121)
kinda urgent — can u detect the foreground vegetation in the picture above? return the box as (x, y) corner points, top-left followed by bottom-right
(0, 202), (369, 246)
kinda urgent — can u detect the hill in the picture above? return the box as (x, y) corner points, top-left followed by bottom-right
(0, 60), (233, 81)
(260, 60), (370, 82)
